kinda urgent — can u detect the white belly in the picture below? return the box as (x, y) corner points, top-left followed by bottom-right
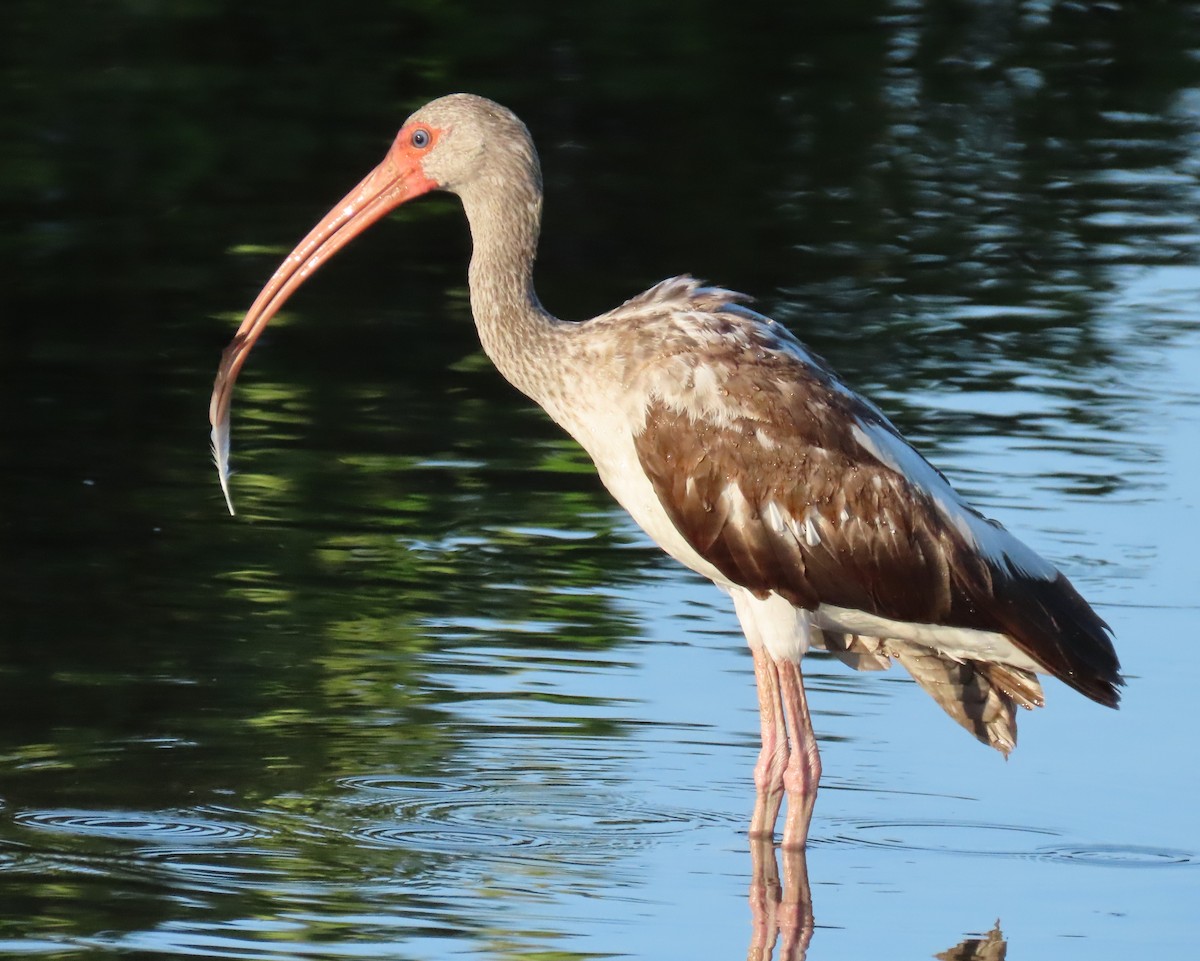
(592, 430), (732, 583)
(544, 396), (731, 586)
(815, 604), (1045, 672)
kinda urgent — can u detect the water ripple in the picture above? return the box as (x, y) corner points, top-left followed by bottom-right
(822, 817), (1197, 867)
(821, 817), (1060, 856)
(335, 774), (483, 797)
(12, 807), (263, 846)
(336, 773), (737, 860)
(1034, 843), (1198, 869)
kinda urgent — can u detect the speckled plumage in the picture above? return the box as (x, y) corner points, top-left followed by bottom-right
(211, 95), (1122, 843)
(533, 275), (1120, 751)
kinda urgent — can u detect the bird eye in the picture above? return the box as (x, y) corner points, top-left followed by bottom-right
(410, 128), (431, 149)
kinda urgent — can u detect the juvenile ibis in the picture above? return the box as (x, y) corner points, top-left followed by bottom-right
(210, 94), (1122, 847)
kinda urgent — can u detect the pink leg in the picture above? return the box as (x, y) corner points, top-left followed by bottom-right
(778, 658), (821, 848)
(749, 644), (788, 839)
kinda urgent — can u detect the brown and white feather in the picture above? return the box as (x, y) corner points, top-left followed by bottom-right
(547, 277), (1120, 740)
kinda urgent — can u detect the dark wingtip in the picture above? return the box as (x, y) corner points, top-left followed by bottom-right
(992, 570), (1123, 709)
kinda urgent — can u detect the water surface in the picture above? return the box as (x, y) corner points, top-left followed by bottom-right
(2, 3), (1199, 959)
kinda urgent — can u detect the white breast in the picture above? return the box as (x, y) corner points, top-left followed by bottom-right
(560, 400), (734, 586)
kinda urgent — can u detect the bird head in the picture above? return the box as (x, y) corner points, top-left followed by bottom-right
(208, 94), (533, 514)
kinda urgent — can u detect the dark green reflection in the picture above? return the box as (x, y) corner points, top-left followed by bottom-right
(1, 0), (1198, 955)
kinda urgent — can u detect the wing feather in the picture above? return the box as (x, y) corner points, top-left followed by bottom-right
(627, 297), (1122, 706)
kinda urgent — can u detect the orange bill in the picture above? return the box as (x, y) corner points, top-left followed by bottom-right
(209, 131), (439, 514)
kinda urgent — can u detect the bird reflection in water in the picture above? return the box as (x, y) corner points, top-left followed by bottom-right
(937, 922), (1008, 961)
(747, 819), (1007, 961)
(748, 836), (814, 961)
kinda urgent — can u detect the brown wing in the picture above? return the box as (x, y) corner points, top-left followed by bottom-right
(630, 311), (1121, 707)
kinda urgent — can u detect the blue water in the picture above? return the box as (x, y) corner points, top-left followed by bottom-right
(3, 3), (1200, 958)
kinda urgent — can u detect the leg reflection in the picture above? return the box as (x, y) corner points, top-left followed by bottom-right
(747, 833), (814, 961)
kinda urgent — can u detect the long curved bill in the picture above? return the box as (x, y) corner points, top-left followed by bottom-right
(209, 143), (437, 514)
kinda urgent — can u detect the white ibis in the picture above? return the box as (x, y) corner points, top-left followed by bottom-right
(210, 94), (1122, 847)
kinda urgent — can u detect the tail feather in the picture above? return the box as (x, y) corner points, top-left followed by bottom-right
(985, 569), (1122, 708)
(817, 631), (1045, 755)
